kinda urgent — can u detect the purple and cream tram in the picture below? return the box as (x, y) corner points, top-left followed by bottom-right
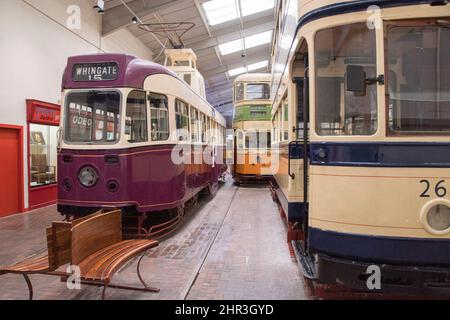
(57, 53), (227, 238)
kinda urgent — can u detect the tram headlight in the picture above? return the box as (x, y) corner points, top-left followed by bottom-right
(427, 205), (450, 231)
(421, 200), (450, 235)
(78, 166), (98, 188)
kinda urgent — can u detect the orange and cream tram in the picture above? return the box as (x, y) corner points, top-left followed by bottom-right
(270, 0), (450, 294)
(57, 49), (227, 238)
(232, 74), (273, 184)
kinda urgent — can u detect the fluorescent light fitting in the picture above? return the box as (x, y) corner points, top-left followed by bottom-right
(93, 0), (105, 11)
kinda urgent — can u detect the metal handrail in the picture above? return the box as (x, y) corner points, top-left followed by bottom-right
(288, 140), (302, 179)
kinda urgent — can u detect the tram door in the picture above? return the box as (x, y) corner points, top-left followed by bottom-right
(292, 45), (310, 244)
(0, 126), (22, 217)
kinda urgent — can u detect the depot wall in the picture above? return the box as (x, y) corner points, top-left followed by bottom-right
(0, 0), (153, 211)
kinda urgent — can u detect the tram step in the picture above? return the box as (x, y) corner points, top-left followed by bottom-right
(291, 240), (317, 280)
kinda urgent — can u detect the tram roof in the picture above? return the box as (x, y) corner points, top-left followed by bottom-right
(233, 73), (272, 84)
(62, 53), (178, 91)
(297, 0), (434, 26)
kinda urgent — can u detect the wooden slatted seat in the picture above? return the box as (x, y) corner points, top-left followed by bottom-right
(79, 240), (154, 282)
(0, 255), (49, 274)
(0, 210), (160, 300)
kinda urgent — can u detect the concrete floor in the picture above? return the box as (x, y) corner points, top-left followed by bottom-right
(0, 176), (308, 300)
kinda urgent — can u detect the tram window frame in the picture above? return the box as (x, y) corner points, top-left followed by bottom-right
(246, 83), (271, 100)
(314, 23), (378, 136)
(282, 96), (289, 141)
(274, 107), (282, 142)
(271, 113), (278, 144)
(201, 113), (208, 143)
(149, 92), (170, 141)
(175, 99), (190, 142)
(385, 19), (450, 135)
(190, 107), (201, 143)
(125, 90), (148, 143)
(237, 130), (244, 149)
(235, 83), (245, 102)
(249, 105), (269, 119)
(207, 117), (212, 144)
(183, 74), (192, 86)
(244, 130), (271, 149)
(64, 90), (121, 144)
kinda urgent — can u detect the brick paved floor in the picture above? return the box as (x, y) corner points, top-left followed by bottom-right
(0, 176), (308, 300)
(186, 185), (307, 300)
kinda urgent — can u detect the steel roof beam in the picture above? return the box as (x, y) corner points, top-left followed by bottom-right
(102, 0), (181, 36)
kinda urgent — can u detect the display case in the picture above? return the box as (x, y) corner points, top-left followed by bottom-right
(26, 100), (60, 210)
(29, 124), (58, 187)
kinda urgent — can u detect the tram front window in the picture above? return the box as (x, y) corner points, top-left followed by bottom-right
(387, 21), (450, 134)
(246, 83), (270, 100)
(244, 131), (271, 149)
(315, 23), (377, 136)
(65, 91), (120, 143)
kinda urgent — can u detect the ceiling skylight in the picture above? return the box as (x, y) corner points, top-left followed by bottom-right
(218, 38), (244, 56)
(202, 0), (239, 26)
(202, 0), (275, 27)
(228, 67), (247, 77)
(247, 60), (269, 71)
(240, 0), (275, 17)
(228, 60), (269, 77)
(244, 30), (273, 50)
(218, 30), (273, 56)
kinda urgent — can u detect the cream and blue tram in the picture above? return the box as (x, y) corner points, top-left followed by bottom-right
(271, 0), (450, 294)
(232, 74), (272, 184)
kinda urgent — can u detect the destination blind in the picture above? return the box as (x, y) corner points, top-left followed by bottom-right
(72, 62), (119, 81)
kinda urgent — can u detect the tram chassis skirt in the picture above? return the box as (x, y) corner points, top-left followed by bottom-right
(315, 253), (450, 297)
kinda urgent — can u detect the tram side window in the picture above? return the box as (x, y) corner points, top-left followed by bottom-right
(315, 23), (377, 136)
(191, 108), (200, 142)
(272, 114), (278, 144)
(125, 91), (147, 143)
(175, 99), (190, 141)
(260, 131), (271, 149)
(206, 117), (212, 143)
(387, 22), (450, 134)
(246, 83), (270, 100)
(201, 113), (207, 143)
(149, 93), (169, 141)
(282, 98), (289, 141)
(211, 121), (217, 144)
(237, 130), (244, 149)
(245, 131), (258, 149)
(184, 74), (192, 86)
(223, 126), (227, 145)
(250, 105), (269, 119)
(65, 91), (120, 143)
(274, 108), (282, 142)
(235, 83), (245, 102)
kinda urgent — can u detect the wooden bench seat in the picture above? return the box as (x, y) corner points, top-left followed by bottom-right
(0, 255), (49, 275)
(0, 210), (160, 300)
(78, 240), (154, 283)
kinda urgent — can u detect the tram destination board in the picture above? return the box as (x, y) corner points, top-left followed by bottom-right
(72, 62), (119, 81)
